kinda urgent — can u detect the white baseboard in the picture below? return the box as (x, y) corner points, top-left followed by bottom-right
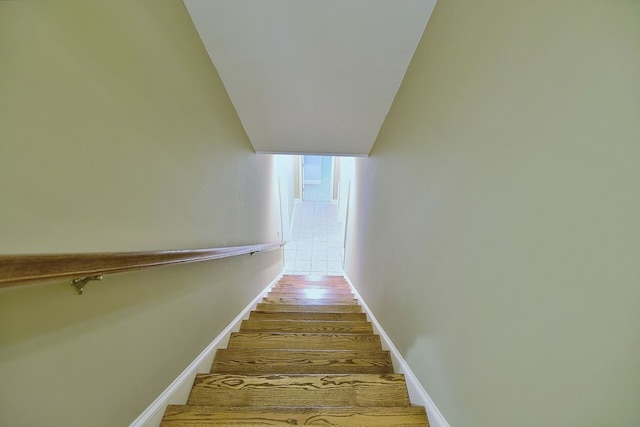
(129, 273), (282, 427)
(344, 274), (450, 427)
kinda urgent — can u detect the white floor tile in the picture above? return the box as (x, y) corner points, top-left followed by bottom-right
(312, 232), (328, 241)
(286, 201), (344, 278)
(311, 260), (327, 271)
(313, 241), (328, 251)
(297, 242), (313, 252)
(327, 252), (342, 261)
(312, 250), (329, 261)
(295, 260), (312, 270)
(328, 261), (343, 271)
(296, 250), (312, 261)
(327, 241), (342, 251)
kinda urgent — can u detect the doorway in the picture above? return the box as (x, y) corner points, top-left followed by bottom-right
(302, 155), (333, 201)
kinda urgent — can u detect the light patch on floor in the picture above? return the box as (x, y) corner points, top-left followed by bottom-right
(283, 201), (343, 276)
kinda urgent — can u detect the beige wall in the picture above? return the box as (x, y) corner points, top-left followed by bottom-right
(273, 154), (298, 241)
(0, 2), (281, 426)
(335, 156), (355, 252)
(344, 1), (640, 426)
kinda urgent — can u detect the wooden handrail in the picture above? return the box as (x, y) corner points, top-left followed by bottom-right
(0, 241), (285, 292)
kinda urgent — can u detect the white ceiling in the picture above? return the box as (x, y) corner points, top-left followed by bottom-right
(184, 0), (436, 156)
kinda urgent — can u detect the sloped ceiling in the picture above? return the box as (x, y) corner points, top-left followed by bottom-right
(184, 0), (436, 156)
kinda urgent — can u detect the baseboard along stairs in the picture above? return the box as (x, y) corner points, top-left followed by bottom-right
(160, 275), (430, 426)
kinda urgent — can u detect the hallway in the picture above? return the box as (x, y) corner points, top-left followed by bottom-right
(283, 201), (344, 276)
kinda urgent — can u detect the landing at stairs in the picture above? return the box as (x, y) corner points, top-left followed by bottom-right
(161, 275), (429, 426)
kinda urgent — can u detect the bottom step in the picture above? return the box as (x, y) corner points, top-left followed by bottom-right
(162, 405), (429, 426)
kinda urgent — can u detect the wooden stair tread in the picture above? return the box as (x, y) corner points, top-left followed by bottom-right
(264, 296), (359, 304)
(227, 332), (382, 351)
(239, 320), (373, 334)
(212, 349), (393, 374)
(249, 311), (367, 321)
(256, 303), (362, 313)
(267, 291), (355, 299)
(161, 405), (428, 426)
(187, 373), (411, 407)
(261, 297), (359, 305)
(269, 287), (353, 296)
(267, 294), (355, 300)
(281, 275), (346, 281)
(275, 281), (350, 287)
(273, 285), (351, 291)
(271, 285), (353, 291)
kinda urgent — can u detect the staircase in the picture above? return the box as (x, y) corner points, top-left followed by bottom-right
(161, 275), (429, 426)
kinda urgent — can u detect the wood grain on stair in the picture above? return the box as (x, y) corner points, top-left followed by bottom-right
(261, 296), (359, 305)
(266, 293), (358, 302)
(256, 303), (362, 313)
(187, 373), (411, 407)
(212, 349), (393, 374)
(227, 332), (383, 351)
(271, 283), (351, 291)
(271, 284), (353, 290)
(239, 319), (373, 334)
(249, 310), (367, 321)
(281, 275), (347, 281)
(267, 291), (355, 299)
(275, 281), (350, 288)
(161, 405), (428, 426)
(270, 287), (353, 298)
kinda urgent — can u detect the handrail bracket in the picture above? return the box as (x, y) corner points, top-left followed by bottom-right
(71, 275), (103, 295)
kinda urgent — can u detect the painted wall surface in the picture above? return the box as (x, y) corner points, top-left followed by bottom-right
(335, 157), (355, 262)
(293, 156), (302, 200)
(343, 1), (640, 426)
(273, 155), (297, 241)
(0, 2), (281, 426)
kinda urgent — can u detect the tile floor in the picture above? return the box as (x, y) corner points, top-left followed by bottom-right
(283, 201), (344, 276)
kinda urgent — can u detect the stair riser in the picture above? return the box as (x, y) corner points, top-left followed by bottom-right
(273, 283), (351, 289)
(269, 289), (354, 296)
(239, 320), (373, 334)
(249, 311), (367, 321)
(267, 295), (355, 302)
(280, 275), (346, 281)
(161, 406), (428, 426)
(256, 303), (362, 313)
(261, 297), (359, 305)
(276, 281), (350, 287)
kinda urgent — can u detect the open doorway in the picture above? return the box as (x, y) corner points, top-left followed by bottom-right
(281, 154), (344, 275)
(302, 155), (334, 201)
